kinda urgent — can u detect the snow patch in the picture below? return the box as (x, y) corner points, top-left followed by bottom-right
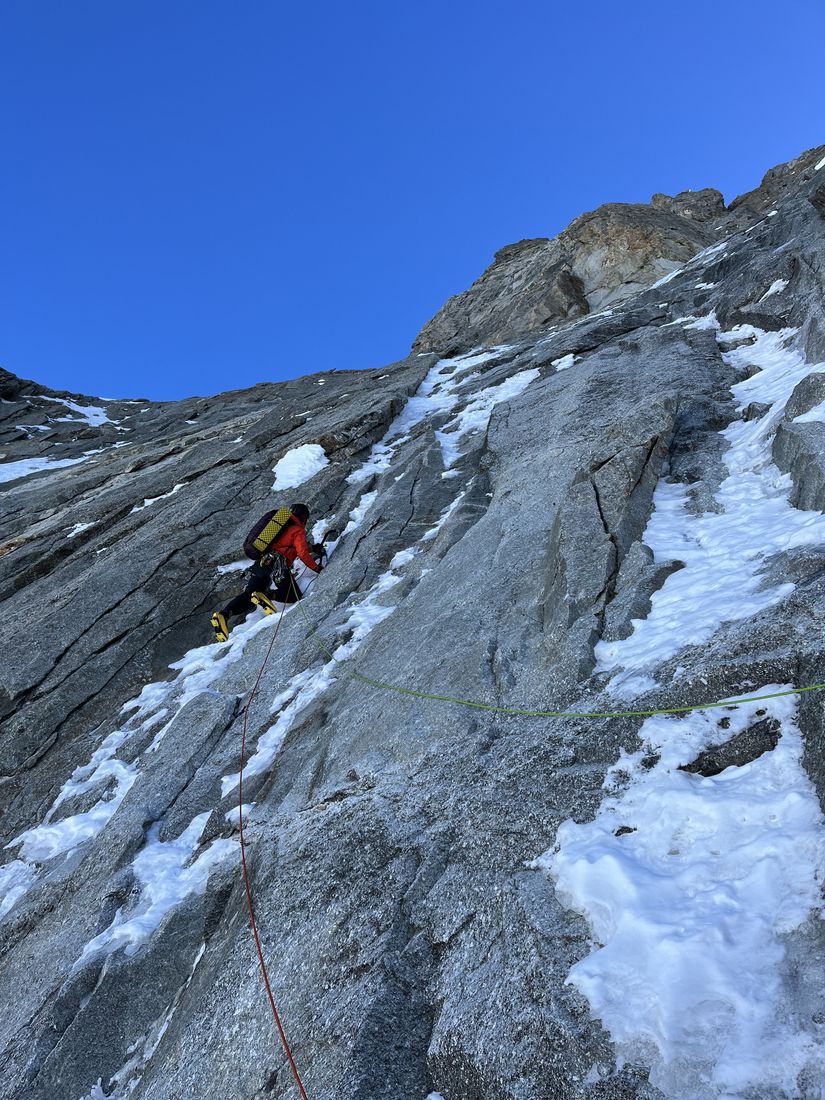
(0, 861), (37, 920)
(650, 265), (683, 288)
(435, 368), (539, 468)
(758, 278), (789, 302)
(0, 454), (91, 484)
(540, 691), (825, 1099)
(225, 803), (254, 826)
(46, 396), (114, 427)
(389, 546), (418, 569)
(130, 483), (185, 513)
(342, 491), (377, 536)
(596, 324), (825, 694)
(794, 401), (825, 425)
(67, 522), (95, 539)
(272, 443), (329, 491)
(78, 1080), (108, 1100)
(216, 560), (249, 575)
(421, 491), (467, 541)
(75, 814), (234, 965)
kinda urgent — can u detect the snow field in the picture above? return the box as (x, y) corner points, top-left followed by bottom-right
(596, 323), (825, 694)
(540, 692), (825, 1099)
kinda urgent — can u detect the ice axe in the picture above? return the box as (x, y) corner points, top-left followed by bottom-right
(312, 527), (340, 566)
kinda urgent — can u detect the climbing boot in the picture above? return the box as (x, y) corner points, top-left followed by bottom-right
(210, 611), (230, 642)
(251, 591), (278, 616)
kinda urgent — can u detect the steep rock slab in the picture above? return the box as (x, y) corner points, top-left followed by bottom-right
(2, 145), (825, 1100)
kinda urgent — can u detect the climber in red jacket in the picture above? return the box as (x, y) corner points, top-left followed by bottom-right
(211, 503), (322, 641)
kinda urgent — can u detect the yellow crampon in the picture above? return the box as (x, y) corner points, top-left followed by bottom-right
(251, 591), (278, 615)
(210, 611), (230, 642)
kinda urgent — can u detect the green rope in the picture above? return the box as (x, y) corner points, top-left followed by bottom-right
(294, 594), (825, 720)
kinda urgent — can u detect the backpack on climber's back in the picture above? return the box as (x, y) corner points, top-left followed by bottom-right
(243, 506), (293, 560)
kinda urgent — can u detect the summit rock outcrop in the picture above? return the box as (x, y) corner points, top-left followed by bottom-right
(413, 146), (825, 356)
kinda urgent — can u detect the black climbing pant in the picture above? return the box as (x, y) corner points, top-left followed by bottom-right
(221, 564), (303, 620)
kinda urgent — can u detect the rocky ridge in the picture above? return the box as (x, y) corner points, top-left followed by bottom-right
(1, 144), (825, 1100)
(413, 146), (825, 355)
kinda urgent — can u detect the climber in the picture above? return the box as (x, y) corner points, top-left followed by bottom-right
(210, 502), (323, 642)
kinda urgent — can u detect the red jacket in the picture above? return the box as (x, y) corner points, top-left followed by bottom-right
(272, 516), (320, 573)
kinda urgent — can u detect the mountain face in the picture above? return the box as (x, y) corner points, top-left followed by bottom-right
(2, 145), (825, 1100)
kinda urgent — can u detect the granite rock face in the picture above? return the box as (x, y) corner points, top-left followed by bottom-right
(1, 145), (825, 1100)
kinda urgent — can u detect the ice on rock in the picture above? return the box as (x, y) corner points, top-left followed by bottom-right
(224, 563), (408, 792)
(75, 814), (235, 966)
(435, 368), (539, 468)
(347, 348), (505, 483)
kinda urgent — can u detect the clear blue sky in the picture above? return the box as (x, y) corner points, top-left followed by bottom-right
(1, 1), (823, 401)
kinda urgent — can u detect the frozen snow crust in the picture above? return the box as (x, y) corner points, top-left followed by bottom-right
(3, 144), (825, 1100)
(541, 691), (825, 1098)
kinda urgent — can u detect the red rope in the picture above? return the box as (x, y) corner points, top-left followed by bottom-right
(238, 572), (311, 1099)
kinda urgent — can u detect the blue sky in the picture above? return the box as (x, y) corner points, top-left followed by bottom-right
(1, 1), (823, 401)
